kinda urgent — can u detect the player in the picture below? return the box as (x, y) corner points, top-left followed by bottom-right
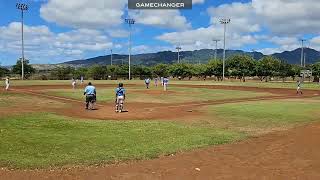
(5, 77), (9, 91)
(154, 77), (159, 87)
(163, 77), (169, 91)
(161, 77), (164, 86)
(115, 83), (126, 113)
(80, 76), (84, 84)
(145, 78), (151, 89)
(72, 78), (76, 89)
(83, 82), (96, 110)
(297, 80), (303, 95)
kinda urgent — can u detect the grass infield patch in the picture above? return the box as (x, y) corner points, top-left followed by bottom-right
(0, 113), (244, 169)
(209, 100), (319, 129)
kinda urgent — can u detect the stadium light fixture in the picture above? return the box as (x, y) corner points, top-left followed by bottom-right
(220, 18), (230, 81)
(16, 3), (28, 80)
(125, 18), (135, 80)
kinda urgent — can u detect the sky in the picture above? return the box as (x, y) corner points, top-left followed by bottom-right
(0, 0), (320, 65)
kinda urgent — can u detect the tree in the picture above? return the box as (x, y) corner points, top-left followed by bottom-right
(255, 56), (280, 82)
(226, 55), (255, 82)
(73, 67), (88, 79)
(50, 66), (75, 80)
(168, 63), (194, 80)
(152, 64), (169, 77)
(87, 65), (107, 80)
(278, 61), (292, 82)
(0, 66), (9, 78)
(193, 64), (208, 80)
(132, 65), (152, 79)
(12, 59), (36, 79)
(311, 62), (320, 82)
(207, 59), (223, 81)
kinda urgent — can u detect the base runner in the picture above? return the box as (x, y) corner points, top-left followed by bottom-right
(115, 83), (126, 113)
(83, 82), (96, 110)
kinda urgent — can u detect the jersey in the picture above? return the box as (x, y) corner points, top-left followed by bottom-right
(5, 79), (9, 85)
(115, 87), (126, 97)
(84, 85), (96, 95)
(145, 78), (151, 84)
(163, 78), (169, 84)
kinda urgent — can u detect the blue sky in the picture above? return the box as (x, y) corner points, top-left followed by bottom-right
(0, 0), (319, 65)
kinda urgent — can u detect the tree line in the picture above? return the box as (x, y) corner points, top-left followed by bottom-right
(2, 55), (320, 81)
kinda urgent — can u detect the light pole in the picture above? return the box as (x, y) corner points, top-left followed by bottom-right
(16, 3), (28, 80)
(176, 46), (182, 63)
(220, 18), (230, 81)
(125, 18), (135, 80)
(110, 49), (113, 66)
(213, 39), (220, 60)
(300, 39), (306, 67)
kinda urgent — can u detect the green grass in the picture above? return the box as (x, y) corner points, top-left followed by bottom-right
(0, 113), (244, 169)
(45, 86), (273, 103)
(209, 100), (320, 128)
(8, 80), (320, 90)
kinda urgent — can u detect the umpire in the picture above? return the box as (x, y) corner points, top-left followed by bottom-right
(83, 82), (96, 109)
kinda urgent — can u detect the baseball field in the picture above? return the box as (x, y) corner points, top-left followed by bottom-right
(1, 80), (320, 179)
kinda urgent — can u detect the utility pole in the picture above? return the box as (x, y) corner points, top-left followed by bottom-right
(16, 3), (28, 80)
(176, 46), (182, 63)
(125, 18), (135, 80)
(304, 52), (306, 68)
(220, 18), (231, 81)
(110, 49), (113, 66)
(300, 39), (306, 67)
(213, 39), (220, 60)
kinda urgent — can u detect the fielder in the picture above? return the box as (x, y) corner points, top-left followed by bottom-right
(297, 80), (303, 95)
(115, 83), (126, 113)
(80, 76), (84, 84)
(72, 78), (76, 89)
(5, 77), (9, 91)
(83, 82), (96, 110)
(154, 77), (159, 87)
(163, 77), (169, 91)
(161, 77), (164, 86)
(145, 78), (151, 89)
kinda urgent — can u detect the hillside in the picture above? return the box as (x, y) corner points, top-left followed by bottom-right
(59, 48), (320, 67)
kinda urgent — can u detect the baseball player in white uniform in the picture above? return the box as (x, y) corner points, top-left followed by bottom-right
(5, 77), (9, 91)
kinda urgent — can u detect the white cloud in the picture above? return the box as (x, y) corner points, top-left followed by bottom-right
(130, 10), (191, 30)
(252, 0), (320, 35)
(156, 25), (257, 51)
(0, 22), (113, 63)
(193, 0), (205, 4)
(40, 0), (127, 29)
(208, 2), (260, 34)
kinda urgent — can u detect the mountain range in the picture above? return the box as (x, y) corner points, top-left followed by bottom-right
(31, 48), (320, 70)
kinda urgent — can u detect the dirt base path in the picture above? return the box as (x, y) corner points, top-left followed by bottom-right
(8, 84), (320, 121)
(1, 122), (320, 180)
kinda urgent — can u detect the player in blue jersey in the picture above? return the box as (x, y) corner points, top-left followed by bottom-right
(83, 82), (96, 110)
(115, 83), (126, 113)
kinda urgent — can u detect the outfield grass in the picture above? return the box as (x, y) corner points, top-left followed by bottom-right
(45, 87), (273, 103)
(8, 80), (320, 90)
(0, 113), (244, 169)
(208, 100), (320, 131)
